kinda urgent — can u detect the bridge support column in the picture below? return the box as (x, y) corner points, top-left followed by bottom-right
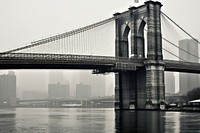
(145, 61), (165, 109)
(136, 68), (146, 109)
(115, 72), (136, 110)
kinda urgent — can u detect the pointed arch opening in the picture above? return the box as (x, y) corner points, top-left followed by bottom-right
(137, 19), (147, 58)
(121, 24), (131, 57)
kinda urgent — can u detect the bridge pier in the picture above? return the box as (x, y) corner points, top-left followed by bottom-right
(115, 72), (136, 110)
(115, 64), (165, 110)
(145, 61), (165, 109)
(136, 68), (146, 109)
(115, 68), (148, 110)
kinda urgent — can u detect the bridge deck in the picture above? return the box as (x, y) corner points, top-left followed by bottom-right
(0, 53), (140, 71)
(164, 60), (200, 74)
(1, 53), (200, 74)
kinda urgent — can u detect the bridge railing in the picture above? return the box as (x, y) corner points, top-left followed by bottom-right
(0, 53), (134, 64)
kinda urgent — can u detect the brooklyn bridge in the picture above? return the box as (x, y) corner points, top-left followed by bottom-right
(1, 1), (200, 110)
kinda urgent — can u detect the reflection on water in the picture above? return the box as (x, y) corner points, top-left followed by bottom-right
(0, 108), (200, 133)
(0, 108), (16, 133)
(115, 111), (165, 133)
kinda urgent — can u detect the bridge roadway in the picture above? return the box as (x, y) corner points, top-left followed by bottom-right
(0, 53), (200, 73)
(0, 53), (141, 71)
(164, 60), (200, 73)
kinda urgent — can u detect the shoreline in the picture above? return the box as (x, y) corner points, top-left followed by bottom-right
(1, 107), (200, 112)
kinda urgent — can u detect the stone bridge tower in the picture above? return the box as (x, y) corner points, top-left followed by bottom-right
(114, 1), (165, 110)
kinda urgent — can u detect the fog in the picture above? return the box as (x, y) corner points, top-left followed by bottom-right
(0, 0), (200, 97)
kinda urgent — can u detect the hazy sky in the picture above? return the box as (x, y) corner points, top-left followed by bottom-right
(1, 0), (200, 51)
(1, 0), (200, 94)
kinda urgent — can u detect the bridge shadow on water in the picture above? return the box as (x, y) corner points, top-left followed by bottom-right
(115, 110), (200, 133)
(115, 110), (165, 133)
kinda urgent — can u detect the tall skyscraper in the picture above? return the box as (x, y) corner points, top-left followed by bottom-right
(165, 72), (175, 94)
(179, 39), (199, 94)
(0, 71), (17, 106)
(48, 82), (70, 98)
(76, 83), (91, 98)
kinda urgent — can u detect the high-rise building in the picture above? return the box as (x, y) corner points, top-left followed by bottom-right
(79, 71), (105, 97)
(76, 83), (91, 98)
(165, 72), (175, 94)
(48, 82), (70, 98)
(0, 71), (17, 106)
(179, 39), (199, 94)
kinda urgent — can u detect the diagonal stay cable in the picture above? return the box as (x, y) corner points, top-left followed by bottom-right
(161, 11), (200, 45)
(162, 37), (200, 59)
(162, 47), (185, 61)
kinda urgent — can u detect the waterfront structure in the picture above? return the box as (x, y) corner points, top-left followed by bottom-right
(48, 82), (70, 98)
(76, 83), (91, 98)
(179, 39), (199, 94)
(0, 71), (17, 106)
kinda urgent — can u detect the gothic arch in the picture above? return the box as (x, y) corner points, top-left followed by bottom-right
(137, 18), (147, 37)
(122, 24), (131, 41)
(136, 19), (147, 58)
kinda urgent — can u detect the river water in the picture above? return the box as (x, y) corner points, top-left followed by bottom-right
(0, 108), (200, 133)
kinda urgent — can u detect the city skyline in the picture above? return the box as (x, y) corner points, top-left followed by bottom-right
(0, 70), (114, 100)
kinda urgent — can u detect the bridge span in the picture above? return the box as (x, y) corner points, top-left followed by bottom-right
(0, 53), (140, 71)
(0, 53), (200, 74)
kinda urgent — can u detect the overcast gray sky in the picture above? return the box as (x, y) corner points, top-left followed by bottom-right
(0, 0), (200, 94)
(1, 0), (200, 51)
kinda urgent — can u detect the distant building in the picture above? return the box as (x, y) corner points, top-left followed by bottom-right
(165, 72), (175, 94)
(179, 39), (199, 94)
(76, 83), (91, 98)
(48, 82), (69, 98)
(23, 90), (47, 100)
(79, 71), (105, 97)
(0, 71), (17, 106)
